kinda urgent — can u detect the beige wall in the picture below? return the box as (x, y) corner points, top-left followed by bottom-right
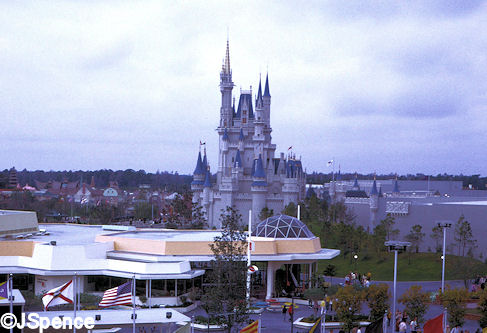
(96, 233), (323, 256)
(0, 241), (35, 257)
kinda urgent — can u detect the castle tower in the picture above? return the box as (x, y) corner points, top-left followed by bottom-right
(352, 173), (360, 191)
(219, 39), (234, 129)
(253, 78), (265, 158)
(369, 177), (379, 231)
(251, 155), (267, 223)
(263, 73), (271, 126)
(392, 176), (400, 196)
(191, 150), (205, 203)
(202, 168), (214, 227)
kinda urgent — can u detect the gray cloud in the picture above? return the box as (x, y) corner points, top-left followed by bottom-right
(1, 1), (487, 175)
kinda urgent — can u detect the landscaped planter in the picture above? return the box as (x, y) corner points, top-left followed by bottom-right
(293, 318), (371, 330)
(191, 323), (226, 331)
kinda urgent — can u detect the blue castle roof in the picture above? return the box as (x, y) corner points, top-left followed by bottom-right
(234, 150), (242, 168)
(222, 128), (229, 141)
(253, 155), (266, 179)
(235, 93), (254, 119)
(370, 179), (378, 196)
(193, 151), (204, 175)
(203, 169), (212, 188)
(353, 175), (359, 189)
(264, 74), (271, 97)
(393, 179), (400, 193)
(202, 152), (208, 169)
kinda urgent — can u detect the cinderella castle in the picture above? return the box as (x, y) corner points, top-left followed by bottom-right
(191, 41), (306, 228)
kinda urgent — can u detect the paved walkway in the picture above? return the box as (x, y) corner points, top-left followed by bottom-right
(183, 279), (479, 332)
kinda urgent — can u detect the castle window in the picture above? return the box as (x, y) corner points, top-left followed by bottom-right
(243, 110), (247, 116)
(243, 118), (247, 124)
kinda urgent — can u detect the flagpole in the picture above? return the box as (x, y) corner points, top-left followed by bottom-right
(132, 274), (136, 333)
(9, 273), (13, 333)
(246, 210), (252, 305)
(73, 272), (77, 333)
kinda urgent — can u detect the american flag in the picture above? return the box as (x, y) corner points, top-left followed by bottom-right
(98, 281), (133, 308)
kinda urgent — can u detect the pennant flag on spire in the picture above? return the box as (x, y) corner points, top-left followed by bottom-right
(42, 280), (74, 309)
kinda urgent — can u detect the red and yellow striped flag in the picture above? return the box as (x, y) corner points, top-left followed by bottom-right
(240, 320), (259, 333)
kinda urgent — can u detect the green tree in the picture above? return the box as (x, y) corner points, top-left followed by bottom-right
(282, 202), (297, 217)
(191, 203), (207, 229)
(258, 207), (274, 221)
(405, 225), (425, 253)
(441, 288), (469, 328)
(379, 214), (399, 241)
(335, 285), (364, 332)
(323, 264), (337, 285)
(366, 284), (389, 322)
(201, 206), (248, 332)
(454, 215), (476, 257)
(398, 285), (430, 325)
(430, 226), (443, 253)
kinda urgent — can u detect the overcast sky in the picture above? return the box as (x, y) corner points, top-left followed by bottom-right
(1, 1), (486, 176)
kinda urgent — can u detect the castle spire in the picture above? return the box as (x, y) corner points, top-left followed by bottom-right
(370, 177), (378, 196)
(223, 38), (231, 74)
(193, 151), (204, 175)
(264, 73), (271, 97)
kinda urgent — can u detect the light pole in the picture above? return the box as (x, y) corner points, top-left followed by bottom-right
(353, 254), (358, 272)
(437, 221), (451, 333)
(385, 241), (411, 333)
(437, 222), (452, 293)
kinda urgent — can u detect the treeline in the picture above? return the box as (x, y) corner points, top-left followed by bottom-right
(306, 172), (487, 190)
(0, 169), (192, 192)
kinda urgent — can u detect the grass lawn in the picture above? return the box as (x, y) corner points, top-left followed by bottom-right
(318, 252), (487, 281)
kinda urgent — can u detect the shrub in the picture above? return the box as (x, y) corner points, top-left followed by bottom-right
(441, 288), (469, 328)
(399, 285), (430, 325)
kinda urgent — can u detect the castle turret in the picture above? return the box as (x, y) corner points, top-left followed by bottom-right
(191, 150), (205, 203)
(263, 73), (271, 126)
(253, 78), (265, 157)
(352, 173), (360, 190)
(369, 177), (379, 231)
(392, 176), (400, 195)
(251, 155), (267, 223)
(219, 128), (229, 176)
(219, 39), (234, 128)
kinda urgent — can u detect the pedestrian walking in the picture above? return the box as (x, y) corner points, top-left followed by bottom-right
(410, 317), (418, 333)
(282, 304), (287, 321)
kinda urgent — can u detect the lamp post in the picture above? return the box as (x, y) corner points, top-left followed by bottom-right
(437, 221), (451, 333)
(353, 254), (358, 272)
(385, 241), (411, 333)
(437, 222), (452, 293)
